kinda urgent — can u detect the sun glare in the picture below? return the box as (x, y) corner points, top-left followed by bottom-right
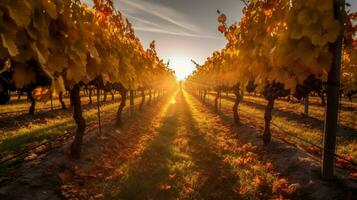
(168, 56), (196, 80)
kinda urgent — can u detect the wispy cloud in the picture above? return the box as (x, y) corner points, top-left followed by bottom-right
(125, 14), (162, 29)
(116, 0), (221, 40)
(118, 0), (201, 33)
(134, 26), (220, 40)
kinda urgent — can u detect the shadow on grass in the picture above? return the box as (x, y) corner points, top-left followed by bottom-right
(0, 120), (73, 155)
(0, 94), (156, 160)
(218, 95), (357, 138)
(0, 98), (114, 132)
(197, 93), (353, 200)
(108, 104), (180, 200)
(108, 91), (239, 200)
(179, 92), (240, 199)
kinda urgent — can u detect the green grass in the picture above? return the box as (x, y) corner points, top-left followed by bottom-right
(0, 102), (116, 159)
(0, 92), (121, 113)
(0, 94), (150, 161)
(213, 92), (357, 130)
(205, 93), (357, 163)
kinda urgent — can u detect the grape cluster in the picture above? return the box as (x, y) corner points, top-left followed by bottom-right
(246, 80), (257, 93)
(263, 82), (289, 101)
(294, 75), (323, 100)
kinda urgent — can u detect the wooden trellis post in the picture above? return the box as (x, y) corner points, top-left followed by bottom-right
(322, 0), (344, 180)
(97, 86), (102, 135)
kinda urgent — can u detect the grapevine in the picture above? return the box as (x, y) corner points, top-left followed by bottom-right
(0, 0), (176, 158)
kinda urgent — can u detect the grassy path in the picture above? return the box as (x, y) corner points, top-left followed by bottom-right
(93, 90), (287, 199)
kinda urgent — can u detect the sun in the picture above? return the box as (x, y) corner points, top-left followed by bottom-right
(168, 55), (196, 80)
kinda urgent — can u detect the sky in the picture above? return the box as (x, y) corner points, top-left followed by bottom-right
(114, 0), (246, 80)
(85, 0), (357, 80)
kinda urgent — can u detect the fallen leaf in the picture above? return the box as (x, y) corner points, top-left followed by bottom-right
(265, 162), (273, 170)
(24, 153), (38, 161)
(184, 186), (194, 194)
(253, 176), (264, 188)
(160, 184), (171, 190)
(169, 174), (176, 179)
(352, 173), (357, 178)
(94, 193), (104, 199)
(272, 178), (288, 193)
(34, 145), (46, 154)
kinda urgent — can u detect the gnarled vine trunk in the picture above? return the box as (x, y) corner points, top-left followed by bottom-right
(203, 90), (207, 103)
(70, 84), (86, 159)
(214, 90), (220, 112)
(89, 88), (93, 104)
(59, 92), (66, 109)
(17, 92), (22, 101)
(263, 99), (274, 144)
(28, 93), (35, 115)
(232, 84), (243, 124)
(103, 90), (107, 102)
(304, 96), (309, 116)
(318, 92), (326, 105)
(129, 90), (134, 114)
(148, 89), (152, 105)
(116, 84), (127, 127)
(140, 89), (145, 110)
(111, 90), (115, 101)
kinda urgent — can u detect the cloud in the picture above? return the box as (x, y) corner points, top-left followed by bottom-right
(116, 0), (220, 39)
(83, 0), (219, 39)
(118, 0), (201, 33)
(133, 26), (220, 40)
(125, 14), (162, 28)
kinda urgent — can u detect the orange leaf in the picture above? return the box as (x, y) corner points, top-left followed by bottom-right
(184, 187), (194, 194)
(24, 153), (38, 161)
(160, 184), (172, 190)
(58, 170), (71, 184)
(352, 173), (357, 178)
(34, 145), (46, 154)
(253, 176), (264, 188)
(265, 162), (273, 170)
(94, 193), (104, 199)
(169, 174), (176, 179)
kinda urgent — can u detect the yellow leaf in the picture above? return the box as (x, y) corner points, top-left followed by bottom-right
(46, 53), (68, 74)
(1, 33), (19, 56)
(51, 76), (66, 96)
(32, 86), (51, 102)
(13, 62), (36, 88)
(3, 0), (32, 27)
(33, 10), (51, 39)
(31, 42), (48, 66)
(66, 60), (87, 83)
(41, 0), (58, 19)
